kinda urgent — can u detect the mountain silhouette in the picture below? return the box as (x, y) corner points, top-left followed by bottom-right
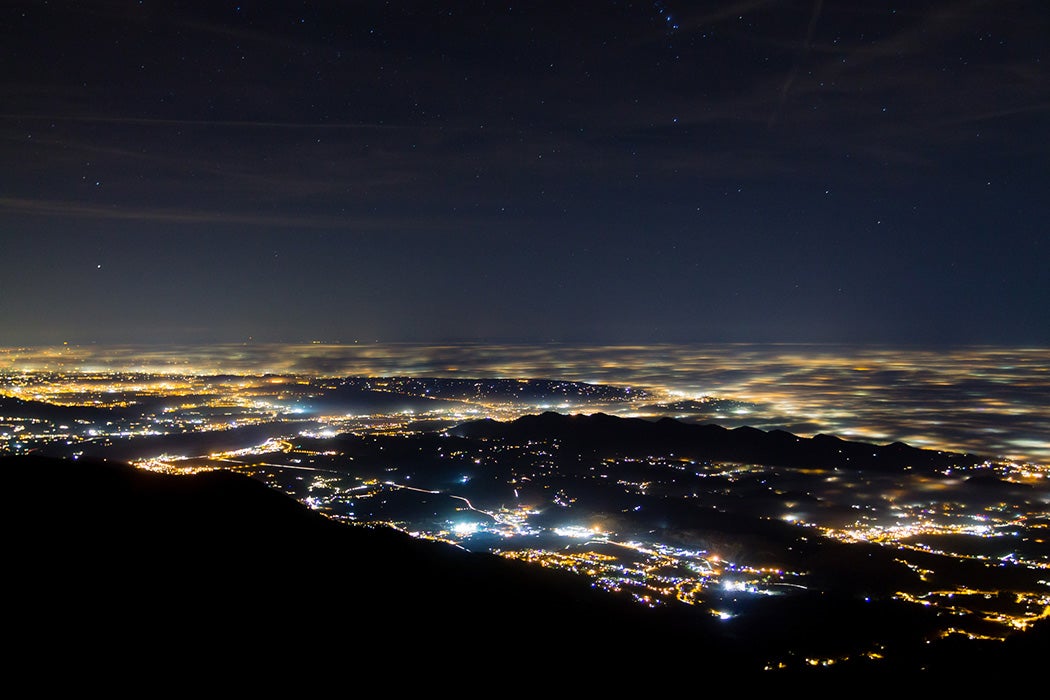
(1, 454), (738, 678)
(452, 411), (986, 471)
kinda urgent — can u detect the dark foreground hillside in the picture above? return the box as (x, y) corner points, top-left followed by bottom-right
(3, 455), (1046, 689)
(1, 456), (739, 681)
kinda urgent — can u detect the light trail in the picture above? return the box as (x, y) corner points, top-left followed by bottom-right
(217, 458), (328, 472)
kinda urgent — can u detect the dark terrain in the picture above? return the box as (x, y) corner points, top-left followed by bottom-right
(3, 436), (1047, 686)
(453, 411), (989, 471)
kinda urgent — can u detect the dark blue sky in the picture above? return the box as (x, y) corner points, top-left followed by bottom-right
(2, 1), (1047, 345)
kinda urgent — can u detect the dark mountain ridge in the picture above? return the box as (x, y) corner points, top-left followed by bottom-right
(452, 411), (987, 471)
(1, 454), (735, 674)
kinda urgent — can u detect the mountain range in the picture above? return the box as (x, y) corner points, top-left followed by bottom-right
(452, 411), (987, 471)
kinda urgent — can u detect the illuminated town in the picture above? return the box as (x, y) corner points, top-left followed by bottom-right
(1, 343), (1048, 670)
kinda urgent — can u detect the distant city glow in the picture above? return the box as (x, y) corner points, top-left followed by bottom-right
(553, 526), (604, 539)
(1, 342), (1048, 661)
(451, 522), (480, 537)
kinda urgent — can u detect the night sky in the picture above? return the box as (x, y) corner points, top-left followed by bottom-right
(2, 1), (1048, 346)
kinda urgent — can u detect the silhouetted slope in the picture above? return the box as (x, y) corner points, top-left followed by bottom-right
(1, 455), (734, 675)
(452, 412), (986, 471)
(4, 454), (1041, 689)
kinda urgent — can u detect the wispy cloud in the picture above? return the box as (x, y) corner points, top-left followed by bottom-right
(0, 196), (438, 231)
(0, 113), (411, 131)
(769, 0), (824, 127)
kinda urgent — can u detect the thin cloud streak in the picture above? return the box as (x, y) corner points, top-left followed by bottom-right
(0, 114), (414, 131)
(769, 0), (824, 127)
(0, 197), (451, 231)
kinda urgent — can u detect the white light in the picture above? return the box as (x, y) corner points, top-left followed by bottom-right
(554, 525), (600, 538)
(451, 522), (479, 537)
